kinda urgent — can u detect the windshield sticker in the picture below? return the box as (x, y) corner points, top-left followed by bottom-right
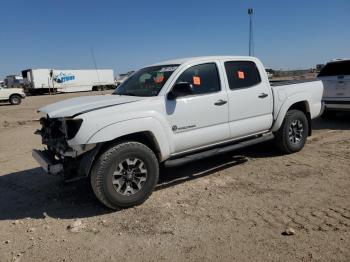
(193, 76), (201, 86)
(154, 75), (165, 84)
(159, 66), (178, 72)
(238, 71), (245, 79)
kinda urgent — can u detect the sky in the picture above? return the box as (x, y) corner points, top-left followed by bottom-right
(0, 0), (349, 79)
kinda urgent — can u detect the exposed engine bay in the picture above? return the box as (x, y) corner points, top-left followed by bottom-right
(34, 116), (97, 181)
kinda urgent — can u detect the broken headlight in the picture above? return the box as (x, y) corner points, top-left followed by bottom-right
(64, 119), (83, 140)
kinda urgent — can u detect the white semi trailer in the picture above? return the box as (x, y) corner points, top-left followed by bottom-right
(22, 69), (115, 94)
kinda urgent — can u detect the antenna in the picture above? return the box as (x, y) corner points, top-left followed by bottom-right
(90, 46), (100, 82)
(248, 8), (254, 56)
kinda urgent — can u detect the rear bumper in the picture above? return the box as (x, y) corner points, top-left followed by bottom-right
(32, 149), (63, 175)
(324, 101), (350, 111)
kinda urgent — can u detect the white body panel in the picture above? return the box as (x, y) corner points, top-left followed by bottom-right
(38, 56), (324, 161)
(167, 93), (230, 152)
(24, 69), (114, 93)
(271, 81), (324, 132)
(0, 87), (25, 100)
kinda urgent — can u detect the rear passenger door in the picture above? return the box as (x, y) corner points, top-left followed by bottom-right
(223, 60), (273, 139)
(166, 62), (230, 153)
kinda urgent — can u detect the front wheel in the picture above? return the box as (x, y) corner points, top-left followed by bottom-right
(9, 95), (22, 105)
(90, 142), (159, 209)
(274, 109), (308, 154)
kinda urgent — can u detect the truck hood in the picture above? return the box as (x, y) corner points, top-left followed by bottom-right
(39, 95), (144, 118)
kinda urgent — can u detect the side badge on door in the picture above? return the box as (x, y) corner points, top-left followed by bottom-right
(172, 125), (196, 132)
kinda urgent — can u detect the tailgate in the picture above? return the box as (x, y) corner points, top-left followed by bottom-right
(321, 76), (350, 100)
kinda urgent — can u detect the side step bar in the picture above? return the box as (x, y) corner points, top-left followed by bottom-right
(164, 133), (274, 167)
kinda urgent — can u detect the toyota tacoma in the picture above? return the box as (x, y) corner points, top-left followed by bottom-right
(32, 56), (324, 209)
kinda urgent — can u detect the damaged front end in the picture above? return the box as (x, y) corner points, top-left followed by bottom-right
(32, 116), (98, 181)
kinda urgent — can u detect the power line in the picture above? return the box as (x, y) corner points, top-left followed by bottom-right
(90, 46), (100, 82)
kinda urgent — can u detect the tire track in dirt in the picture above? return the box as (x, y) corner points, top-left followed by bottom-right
(246, 206), (350, 232)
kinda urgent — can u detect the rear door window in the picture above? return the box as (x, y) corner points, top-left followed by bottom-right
(224, 61), (261, 89)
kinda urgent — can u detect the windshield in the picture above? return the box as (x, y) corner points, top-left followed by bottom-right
(113, 65), (179, 97)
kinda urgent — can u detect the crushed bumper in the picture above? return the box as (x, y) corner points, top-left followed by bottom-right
(32, 149), (63, 175)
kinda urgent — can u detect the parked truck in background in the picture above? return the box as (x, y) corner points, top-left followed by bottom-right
(0, 85), (26, 105)
(32, 56), (324, 209)
(22, 69), (115, 95)
(317, 59), (350, 118)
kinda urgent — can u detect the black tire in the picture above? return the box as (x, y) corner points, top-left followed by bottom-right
(90, 142), (159, 209)
(321, 110), (337, 119)
(9, 95), (22, 105)
(274, 109), (308, 154)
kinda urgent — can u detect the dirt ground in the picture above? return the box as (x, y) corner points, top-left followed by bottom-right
(0, 92), (349, 262)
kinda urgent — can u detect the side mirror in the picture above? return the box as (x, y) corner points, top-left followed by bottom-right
(167, 82), (193, 100)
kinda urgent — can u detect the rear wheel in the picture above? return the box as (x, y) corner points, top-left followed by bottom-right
(9, 95), (22, 105)
(274, 109), (308, 154)
(90, 142), (159, 209)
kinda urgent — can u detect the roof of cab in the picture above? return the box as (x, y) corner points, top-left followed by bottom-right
(150, 56), (256, 66)
(327, 58), (350, 63)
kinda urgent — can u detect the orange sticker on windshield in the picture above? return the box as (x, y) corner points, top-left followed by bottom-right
(154, 75), (164, 84)
(238, 71), (245, 79)
(193, 76), (201, 85)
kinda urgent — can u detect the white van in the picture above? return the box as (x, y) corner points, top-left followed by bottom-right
(318, 59), (350, 118)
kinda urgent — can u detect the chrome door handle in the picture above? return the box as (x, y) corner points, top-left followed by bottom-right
(214, 99), (227, 106)
(258, 93), (268, 98)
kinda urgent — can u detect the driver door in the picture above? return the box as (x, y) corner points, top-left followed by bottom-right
(166, 62), (230, 153)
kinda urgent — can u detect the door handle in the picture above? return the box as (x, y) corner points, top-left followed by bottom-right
(258, 93), (268, 98)
(214, 99), (227, 106)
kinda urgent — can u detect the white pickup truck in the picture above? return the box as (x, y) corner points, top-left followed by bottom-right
(32, 56), (323, 209)
(0, 86), (26, 105)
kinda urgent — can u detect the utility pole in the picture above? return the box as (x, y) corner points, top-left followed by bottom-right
(248, 8), (254, 56)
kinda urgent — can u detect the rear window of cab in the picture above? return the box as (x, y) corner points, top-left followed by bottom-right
(318, 61), (350, 77)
